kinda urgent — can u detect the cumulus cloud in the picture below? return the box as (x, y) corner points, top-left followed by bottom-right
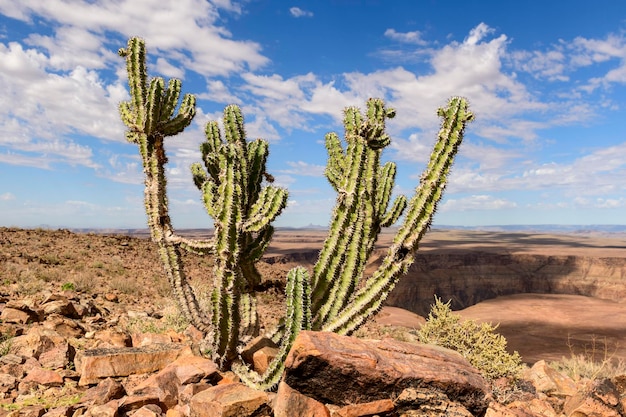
(0, 0), (271, 177)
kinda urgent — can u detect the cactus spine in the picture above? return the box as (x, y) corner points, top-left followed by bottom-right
(118, 37), (473, 390)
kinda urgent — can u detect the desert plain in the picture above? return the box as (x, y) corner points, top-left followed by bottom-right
(2, 226), (626, 367)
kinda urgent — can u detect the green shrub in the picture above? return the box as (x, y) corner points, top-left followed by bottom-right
(61, 282), (76, 291)
(0, 333), (12, 356)
(416, 296), (524, 380)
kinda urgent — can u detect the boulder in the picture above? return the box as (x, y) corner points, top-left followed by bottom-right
(282, 331), (490, 415)
(273, 381), (330, 417)
(75, 344), (192, 386)
(189, 382), (270, 417)
(130, 354), (219, 408)
(526, 360), (577, 396)
(563, 378), (622, 417)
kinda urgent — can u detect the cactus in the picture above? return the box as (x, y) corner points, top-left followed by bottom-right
(316, 97), (474, 334)
(190, 104), (290, 368)
(118, 37), (473, 390)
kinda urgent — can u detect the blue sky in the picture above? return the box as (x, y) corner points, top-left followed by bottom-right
(0, 0), (625, 229)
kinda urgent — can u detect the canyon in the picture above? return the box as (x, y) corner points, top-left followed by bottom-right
(265, 228), (626, 364)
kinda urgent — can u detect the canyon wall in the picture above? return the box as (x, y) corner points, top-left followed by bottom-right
(385, 252), (626, 316)
(264, 230), (626, 318)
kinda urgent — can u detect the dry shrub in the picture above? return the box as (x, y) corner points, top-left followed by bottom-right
(416, 296), (524, 380)
(550, 335), (626, 381)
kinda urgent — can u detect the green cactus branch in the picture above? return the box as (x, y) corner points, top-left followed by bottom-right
(321, 97), (474, 334)
(118, 36), (473, 390)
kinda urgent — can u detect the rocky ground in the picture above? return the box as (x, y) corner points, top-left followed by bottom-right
(1, 227), (626, 416)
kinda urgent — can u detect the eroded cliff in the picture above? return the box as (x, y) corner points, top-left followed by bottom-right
(386, 251), (626, 316)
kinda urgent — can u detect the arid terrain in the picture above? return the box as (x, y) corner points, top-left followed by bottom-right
(1, 226), (626, 366)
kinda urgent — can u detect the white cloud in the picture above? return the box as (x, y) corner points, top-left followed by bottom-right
(464, 23), (494, 45)
(279, 161), (325, 177)
(289, 7), (313, 18)
(0, 192), (15, 201)
(0, 0), (268, 76)
(510, 49), (568, 81)
(384, 29), (427, 46)
(449, 141), (626, 199)
(441, 194), (518, 211)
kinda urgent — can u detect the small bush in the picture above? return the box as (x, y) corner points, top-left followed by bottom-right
(416, 296), (524, 380)
(61, 282), (76, 291)
(550, 336), (626, 381)
(0, 333), (13, 356)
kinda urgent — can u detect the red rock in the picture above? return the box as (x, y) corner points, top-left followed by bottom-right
(0, 307), (34, 324)
(38, 343), (75, 369)
(12, 405), (46, 417)
(42, 300), (79, 319)
(42, 315), (85, 338)
(333, 399), (394, 417)
(118, 393), (162, 413)
(283, 331), (489, 415)
(75, 344), (192, 386)
(251, 346), (278, 375)
(189, 382), (269, 417)
(10, 327), (66, 359)
(273, 382), (330, 417)
(564, 379), (622, 417)
(240, 337), (278, 366)
(41, 406), (74, 417)
(80, 378), (126, 406)
(165, 407), (186, 417)
(131, 355), (219, 408)
(0, 374), (16, 393)
(179, 382), (211, 403)
(131, 405), (163, 417)
(23, 367), (64, 387)
(88, 400), (120, 417)
(486, 398), (558, 417)
(526, 360), (577, 396)
(393, 387), (473, 416)
(0, 354), (24, 365)
(132, 333), (172, 347)
(93, 329), (131, 348)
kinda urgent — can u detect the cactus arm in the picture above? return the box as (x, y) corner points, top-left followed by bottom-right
(118, 38), (210, 333)
(324, 132), (346, 192)
(118, 37), (147, 129)
(322, 97), (474, 335)
(160, 93), (196, 136)
(233, 266), (311, 391)
(145, 78), (164, 135)
(243, 225), (274, 264)
(311, 99), (397, 329)
(190, 162), (208, 190)
(161, 78), (182, 121)
(243, 186), (288, 232)
(380, 195), (407, 228)
(247, 139), (270, 202)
